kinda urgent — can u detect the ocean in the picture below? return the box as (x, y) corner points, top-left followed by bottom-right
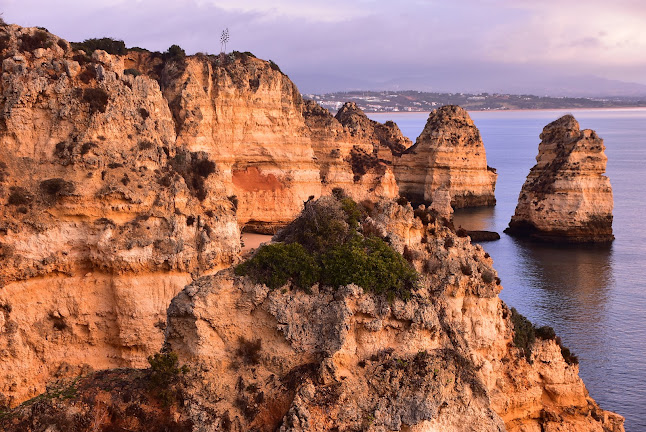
(369, 108), (646, 431)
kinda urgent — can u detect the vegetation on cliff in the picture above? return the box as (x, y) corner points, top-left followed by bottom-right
(235, 193), (418, 300)
(511, 307), (579, 365)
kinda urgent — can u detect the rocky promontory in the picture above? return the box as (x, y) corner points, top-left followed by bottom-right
(506, 115), (614, 243)
(0, 196), (624, 431)
(394, 105), (497, 208)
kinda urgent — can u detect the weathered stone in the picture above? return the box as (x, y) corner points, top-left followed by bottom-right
(505, 115), (614, 243)
(394, 105), (497, 209)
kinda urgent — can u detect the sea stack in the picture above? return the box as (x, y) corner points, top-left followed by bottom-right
(394, 105), (497, 208)
(506, 114), (614, 243)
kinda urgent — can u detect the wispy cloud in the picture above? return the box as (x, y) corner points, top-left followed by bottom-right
(3, 0), (645, 92)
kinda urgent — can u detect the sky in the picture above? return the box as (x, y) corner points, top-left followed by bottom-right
(3, 0), (646, 95)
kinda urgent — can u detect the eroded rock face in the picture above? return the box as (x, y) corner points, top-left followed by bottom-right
(303, 101), (404, 202)
(394, 105), (497, 208)
(0, 25), (240, 406)
(506, 115), (614, 243)
(158, 200), (622, 432)
(160, 54), (322, 233)
(0, 199), (624, 431)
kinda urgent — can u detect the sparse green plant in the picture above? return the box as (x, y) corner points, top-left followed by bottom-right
(7, 187), (32, 206)
(164, 44), (186, 62)
(268, 59), (281, 72)
(220, 28), (230, 53)
(235, 242), (320, 290)
(71, 37), (126, 55)
(82, 87), (109, 114)
(19, 30), (52, 51)
(511, 308), (578, 365)
(147, 351), (189, 405)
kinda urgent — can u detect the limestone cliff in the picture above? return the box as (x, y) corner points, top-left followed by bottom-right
(303, 101), (403, 201)
(394, 105), (497, 208)
(0, 198), (623, 431)
(157, 52), (322, 233)
(505, 115), (613, 242)
(0, 25), (240, 406)
(0, 24), (406, 406)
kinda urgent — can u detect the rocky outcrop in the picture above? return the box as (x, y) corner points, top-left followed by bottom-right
(0, 25), (240, 406)
(394, 105), (497, 208)
(159, 53), (322, 233)
(0, 24), (409, 406)
(0, 198), (624, 431)
(303, 101), (404, 202)
(505, 115), (614, 242)
(159, 200), (619, 431)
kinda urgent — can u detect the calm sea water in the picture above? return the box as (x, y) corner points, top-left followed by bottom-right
(370, 109), (646, 431)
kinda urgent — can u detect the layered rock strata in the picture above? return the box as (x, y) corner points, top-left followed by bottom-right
(1, 199), (623, 431)
(0, 25), (240, 406)
(303, 101), (405, 202)
(164, 200), (624, 431)
(394, 105), (497, 208)
(506, 115), (614, 242)
(0, 24), (409, 405)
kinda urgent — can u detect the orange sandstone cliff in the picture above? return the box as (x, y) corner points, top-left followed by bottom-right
(0, 198), (624, 431)
(394, 105), (497, 208)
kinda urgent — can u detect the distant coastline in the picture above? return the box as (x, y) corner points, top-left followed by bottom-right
(370, 106), (646, 114)
(306, 90), (646, 114)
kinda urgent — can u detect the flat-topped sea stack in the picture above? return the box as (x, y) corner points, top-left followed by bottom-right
(506, 115), (614, 243)
(394, 105), (497, 208)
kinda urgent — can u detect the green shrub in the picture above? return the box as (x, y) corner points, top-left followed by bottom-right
(20, 30), (52, 51)
(237, 195), (418, 301)
(147, 351), (189, 405)
(71, 37), (126, 55)
(511, 308), (578, 365)
(535, 325), (556, 340)
(164, 44), (186, 62)
(275, 196), (352, 254)
(511, 308), (535, 361)
(124, 68), (141, 77)
(234, 242), (320, 290)
(320, 235), (417, 300)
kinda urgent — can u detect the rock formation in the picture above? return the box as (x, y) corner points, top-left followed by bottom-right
(303, 101), (405, 201)
(0, 23), (623, 431)
(394, 105), (497, 208)
(506, 115), (614, 243)
(0, 24), (405, 405)
(0, 198), (624, 431)
(0, 24), (241, 406)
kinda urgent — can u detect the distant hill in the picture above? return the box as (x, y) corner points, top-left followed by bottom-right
(292, 69), (646, 99)
(305, 90), (646, 113)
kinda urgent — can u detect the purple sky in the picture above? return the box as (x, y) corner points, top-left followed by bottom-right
(4, 0), (646, 95)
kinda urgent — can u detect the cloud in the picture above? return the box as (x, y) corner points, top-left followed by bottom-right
(2, 0), (645, 92)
